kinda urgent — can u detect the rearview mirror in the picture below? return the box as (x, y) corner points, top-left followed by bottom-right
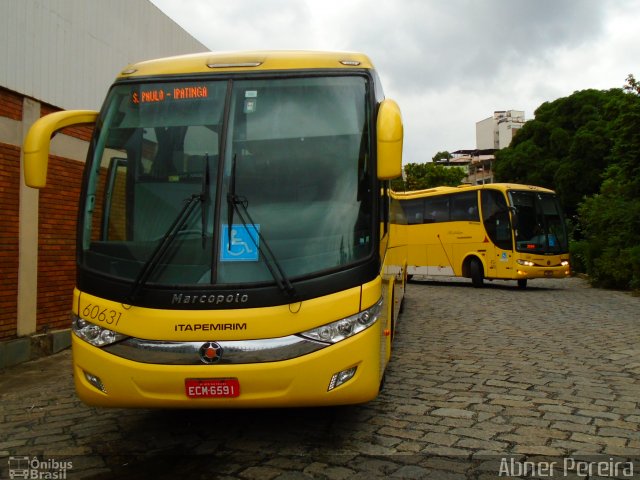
(376, 99), (403, 180)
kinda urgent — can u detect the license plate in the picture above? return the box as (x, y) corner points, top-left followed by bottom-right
(185, 378), (240, 398)
(544, 270), (553, 277)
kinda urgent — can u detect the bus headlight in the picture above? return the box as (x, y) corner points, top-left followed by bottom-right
(299, 299), (383, 344)
(516, 259), (535, 267)
(561, 260), (570, 267)
(72, 315), (128, 347)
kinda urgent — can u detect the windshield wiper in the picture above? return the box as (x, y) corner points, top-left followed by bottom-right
(226, 155), (296, 299)
(201, 154), (210, 248)
(226, 154), (238, 249)
(126, 156), (210, 305)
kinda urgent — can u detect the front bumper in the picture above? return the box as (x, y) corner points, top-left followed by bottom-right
(72, 320), (384, 408)
(515, 264), (571, 280)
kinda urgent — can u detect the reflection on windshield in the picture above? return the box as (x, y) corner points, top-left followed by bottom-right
(509, 191), (569, 254)
(79, 76), (373, 289)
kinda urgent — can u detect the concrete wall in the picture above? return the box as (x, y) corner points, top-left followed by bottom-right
(476, 110), (526, 150)
(475, 116), (496, 150)
(0, 0), (207, 110)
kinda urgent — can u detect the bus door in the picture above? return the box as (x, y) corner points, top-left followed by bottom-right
(480, 189), (514, 279)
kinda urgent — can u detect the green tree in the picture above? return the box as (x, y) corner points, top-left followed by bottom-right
(624, 73), (640, 94)
(574, 173), (640, 289)
(432, 151), (452, 162)
(495, 77), (640, 290)
(573, 79), (640, 289)
(495, 88), (627, 217)
(395, 162), (466, 191)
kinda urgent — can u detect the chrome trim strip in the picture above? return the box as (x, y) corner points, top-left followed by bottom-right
(103, 335), (328, 365)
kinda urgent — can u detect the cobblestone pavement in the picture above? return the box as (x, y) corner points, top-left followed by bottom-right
(1, 277), (639, 479)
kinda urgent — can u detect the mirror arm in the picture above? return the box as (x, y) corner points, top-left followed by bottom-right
(23, 110), (98, 188)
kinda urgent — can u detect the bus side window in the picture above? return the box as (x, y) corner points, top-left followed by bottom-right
(450, 191), (479, 221)
(401, 199), (424, 224)
(424, 196), (449, 223)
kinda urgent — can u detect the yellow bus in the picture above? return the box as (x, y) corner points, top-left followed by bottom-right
(391, 183), (570, 288)
(23, 51), (406, 408)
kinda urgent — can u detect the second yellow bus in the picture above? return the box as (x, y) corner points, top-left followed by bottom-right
(391, 184), (570, 288)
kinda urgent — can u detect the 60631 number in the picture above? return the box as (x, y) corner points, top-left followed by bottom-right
(81, 304), (122, 326)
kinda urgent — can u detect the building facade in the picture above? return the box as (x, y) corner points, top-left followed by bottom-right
(448, 149), (497, 185)
(0, 0), (207, 367)
(476, 110), (525, 150)
(454, 110), (526, 185)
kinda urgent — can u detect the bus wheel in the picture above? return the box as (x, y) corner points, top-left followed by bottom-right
(517, 279), (528, 289)
(470, 259), (484, 288)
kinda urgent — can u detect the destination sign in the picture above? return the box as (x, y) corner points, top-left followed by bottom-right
(131, 85), (210, 104)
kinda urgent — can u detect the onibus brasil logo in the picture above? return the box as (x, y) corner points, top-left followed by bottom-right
(7, 456), (72, 479)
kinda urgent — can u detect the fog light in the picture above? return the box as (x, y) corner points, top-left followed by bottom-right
(84, 371), (106, 393)
(328, 366), (357, 391)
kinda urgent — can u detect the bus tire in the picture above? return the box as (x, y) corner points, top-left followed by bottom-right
(470, 258), (484, 288)
(517, 279), (528, 289)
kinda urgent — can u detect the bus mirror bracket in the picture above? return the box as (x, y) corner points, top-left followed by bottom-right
(376, 99), (403, 180)
(23, 110), (99, 188)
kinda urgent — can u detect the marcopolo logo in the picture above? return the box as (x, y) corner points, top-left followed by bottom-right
(171, 292), (249, 306)
(8, 456), (72, 479)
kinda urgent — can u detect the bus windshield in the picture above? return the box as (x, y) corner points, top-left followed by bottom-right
(80, 75), (372, 288)
(509, 190), (569, 254)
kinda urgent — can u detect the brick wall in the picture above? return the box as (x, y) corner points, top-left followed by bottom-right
(0, 87), (23, 120)
(0, 88), (22, 340)
(0, 87), (94, 340)
(36, 116), (94, 332)
(37, 154), (86, 332)
(0, 144), (20, 339)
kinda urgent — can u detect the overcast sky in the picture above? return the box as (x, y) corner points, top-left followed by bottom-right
(149, 0), (640, 164)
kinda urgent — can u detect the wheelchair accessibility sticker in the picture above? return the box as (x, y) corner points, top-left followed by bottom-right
(221, 224), (260, 261)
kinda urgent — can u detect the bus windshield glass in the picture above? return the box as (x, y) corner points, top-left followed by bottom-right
(509, 190), (568, 254)
(79, 75), (372, 288)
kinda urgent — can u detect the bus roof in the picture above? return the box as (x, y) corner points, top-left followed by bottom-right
(390, 183), (557, 200)
(117, 51), (375, 79)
